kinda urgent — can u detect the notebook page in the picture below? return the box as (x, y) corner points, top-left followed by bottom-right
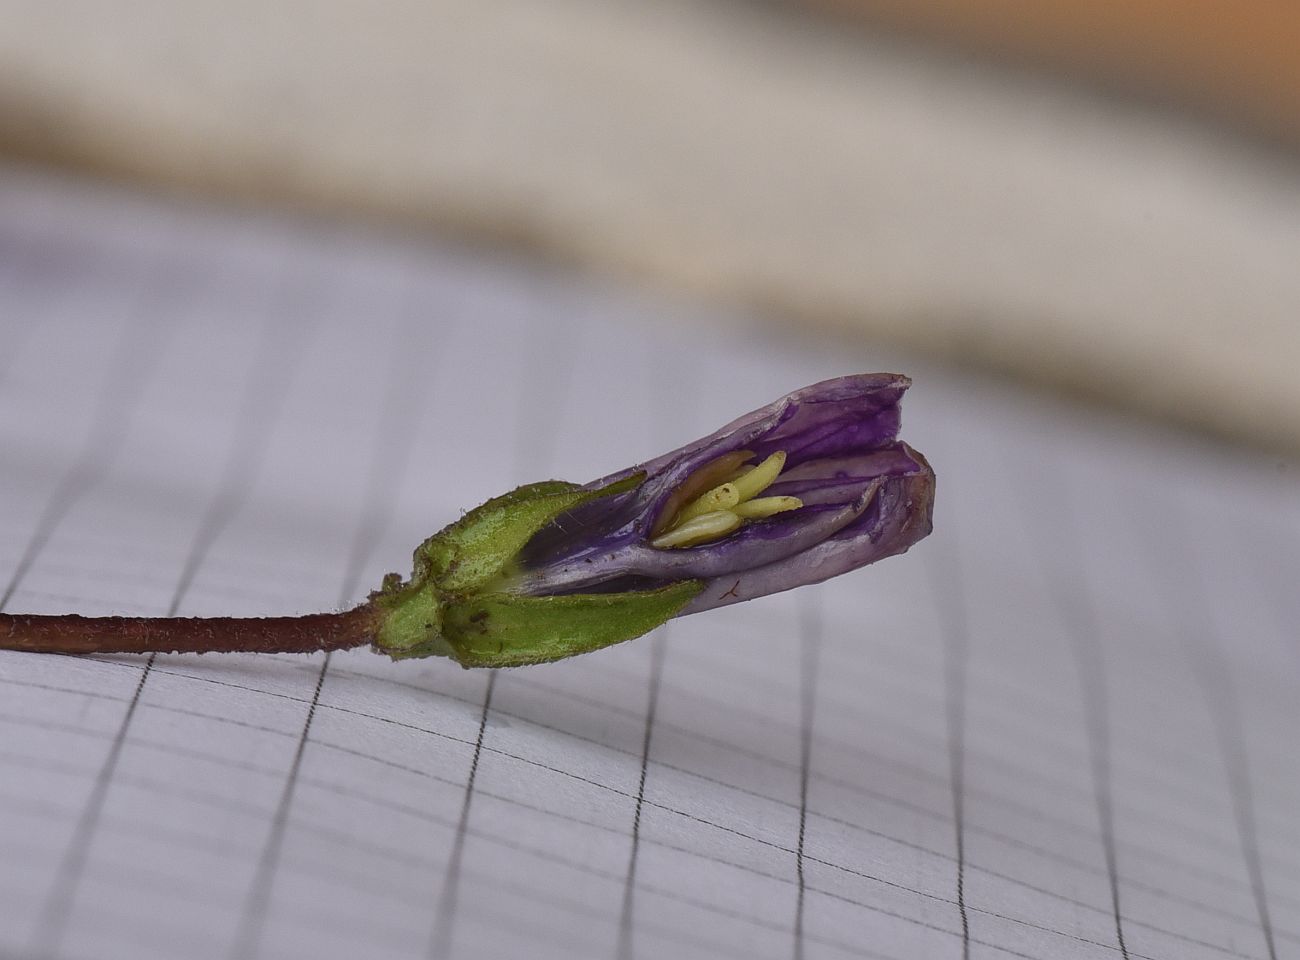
(0, 164), (1297, 960)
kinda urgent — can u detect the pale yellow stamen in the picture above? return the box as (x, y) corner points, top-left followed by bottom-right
(652, 449), (804, 549)
(650, 449), (752, 538)
(731, 451), (786, 502)
(673, 482), (741, 526)
(650, 510), (743, 548)
(732, 496), (803, 520)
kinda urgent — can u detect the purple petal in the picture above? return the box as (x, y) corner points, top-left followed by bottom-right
(632, 373), (908, 481)
(682, 444), (934, 613)
(514, 375), (932, 603)
(525, 374), (911, 566)
(766, 447), (924, 504)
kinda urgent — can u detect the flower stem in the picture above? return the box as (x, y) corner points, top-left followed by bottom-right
(0, 604), (380, 656)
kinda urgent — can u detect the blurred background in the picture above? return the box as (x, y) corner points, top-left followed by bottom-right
(1, 0), (1298, 450)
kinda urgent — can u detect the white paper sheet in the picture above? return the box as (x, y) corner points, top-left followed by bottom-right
(1, 164), (1297, 960)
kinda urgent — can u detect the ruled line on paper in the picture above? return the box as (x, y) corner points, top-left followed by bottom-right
(429, 672), (495, 960)
(616, 626), (667, 960)
(229, 653), (332, 957)
(925, 513), (972, 960)
(1020, 450), (1130, 959)
(793, 589), (824, 960)
(0, 277), (173, 614)
(335, 281), (440, 607)
(164, 271), (318, 620)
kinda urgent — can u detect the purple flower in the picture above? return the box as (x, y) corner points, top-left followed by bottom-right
(510, 373), (934, 614)
(372, 373), (934, 666)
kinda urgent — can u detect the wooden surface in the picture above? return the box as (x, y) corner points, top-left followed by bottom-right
(814, 0), (1300, 148)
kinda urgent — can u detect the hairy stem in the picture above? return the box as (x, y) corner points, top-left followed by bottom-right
(0, 604), (379, 656)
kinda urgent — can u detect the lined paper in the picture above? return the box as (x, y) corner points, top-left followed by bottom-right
(1, 163), (1297, 960)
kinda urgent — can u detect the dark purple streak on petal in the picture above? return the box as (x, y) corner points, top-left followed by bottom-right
(766, 447), (926, 505)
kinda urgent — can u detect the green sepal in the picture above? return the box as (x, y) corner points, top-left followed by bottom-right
(372, 582), (454, 661)
(412, 473), (644, 594)
(439, 581), (704, 668)
(372, 470), (661, 664)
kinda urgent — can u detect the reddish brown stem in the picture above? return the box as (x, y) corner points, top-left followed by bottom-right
(0, 604), (380, 656)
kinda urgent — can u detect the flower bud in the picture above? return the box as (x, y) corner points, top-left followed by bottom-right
(371, 374), (934, 667)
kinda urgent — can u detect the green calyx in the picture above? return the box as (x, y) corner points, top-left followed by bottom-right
(370, 474), (703, 667)
(437, 583), (701, 667)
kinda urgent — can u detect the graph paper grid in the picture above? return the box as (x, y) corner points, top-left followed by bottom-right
(0, 164), (1297, 960)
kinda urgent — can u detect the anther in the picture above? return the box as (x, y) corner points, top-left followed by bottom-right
(731, 451), (786, 502)
(731, 496), (802, 520)
(674, 482), (741, 527)
(650, 510), (743, 549)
